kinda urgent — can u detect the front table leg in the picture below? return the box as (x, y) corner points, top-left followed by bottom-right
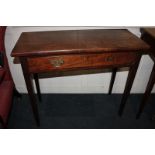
(20, 58), (40, 126)
(118, 56), (141, 116)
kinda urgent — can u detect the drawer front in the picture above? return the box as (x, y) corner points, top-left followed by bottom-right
(28, 52), (138, 73)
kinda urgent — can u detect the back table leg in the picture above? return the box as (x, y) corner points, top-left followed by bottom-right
(118, 56), (141, 116)
(20, 58), (40, 126)
(34, 73), (42, 101)
(136, 64), (155, 119)
(108, 68), (117, 95)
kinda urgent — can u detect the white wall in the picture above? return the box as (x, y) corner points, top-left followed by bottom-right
(5, 26), (155, 94)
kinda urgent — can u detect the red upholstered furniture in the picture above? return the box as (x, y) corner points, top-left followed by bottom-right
(0, 26), (20, 128)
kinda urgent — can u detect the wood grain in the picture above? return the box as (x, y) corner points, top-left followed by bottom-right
(11, 29), (149, 57)
(28, 52), (138, 73)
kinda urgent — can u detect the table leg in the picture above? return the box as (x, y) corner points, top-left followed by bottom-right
(136, 64), (155, 119)
(34, 73), (42, 101)
(108, 68), (117, 95)
(118, 56), (141, 116)
(20, 58), (40, 126)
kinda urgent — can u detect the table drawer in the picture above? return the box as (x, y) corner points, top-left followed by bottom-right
(28, 52), (138, 73)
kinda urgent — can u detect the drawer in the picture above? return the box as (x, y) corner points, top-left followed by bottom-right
(28, 52), (138, 73)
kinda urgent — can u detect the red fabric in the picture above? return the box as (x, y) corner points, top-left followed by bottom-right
(0, 27), (13, 81)
(0, 27), (5, 51)
(0, 81), (14, 123)
(0, 26), (15, 125)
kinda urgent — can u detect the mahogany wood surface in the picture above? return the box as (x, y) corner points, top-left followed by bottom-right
(27, 52), (138, 73)
(11, 29), (150, 126)
(11, 29), (149, 57)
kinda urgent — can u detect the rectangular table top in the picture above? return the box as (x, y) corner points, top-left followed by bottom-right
(11, 29), (149, 57)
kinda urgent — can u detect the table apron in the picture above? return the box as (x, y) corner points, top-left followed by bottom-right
(27, 52), (139, 74)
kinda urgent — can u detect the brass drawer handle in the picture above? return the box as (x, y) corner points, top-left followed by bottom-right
(50, 57), (64, 67)
(105, 56), (114, 62)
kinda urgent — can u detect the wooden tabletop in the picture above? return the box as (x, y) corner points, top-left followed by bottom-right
(11, 29), (149, 57)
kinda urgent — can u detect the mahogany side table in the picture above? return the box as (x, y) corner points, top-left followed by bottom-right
(137, 28), (155, 118)
(11, 29), (149, 126)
